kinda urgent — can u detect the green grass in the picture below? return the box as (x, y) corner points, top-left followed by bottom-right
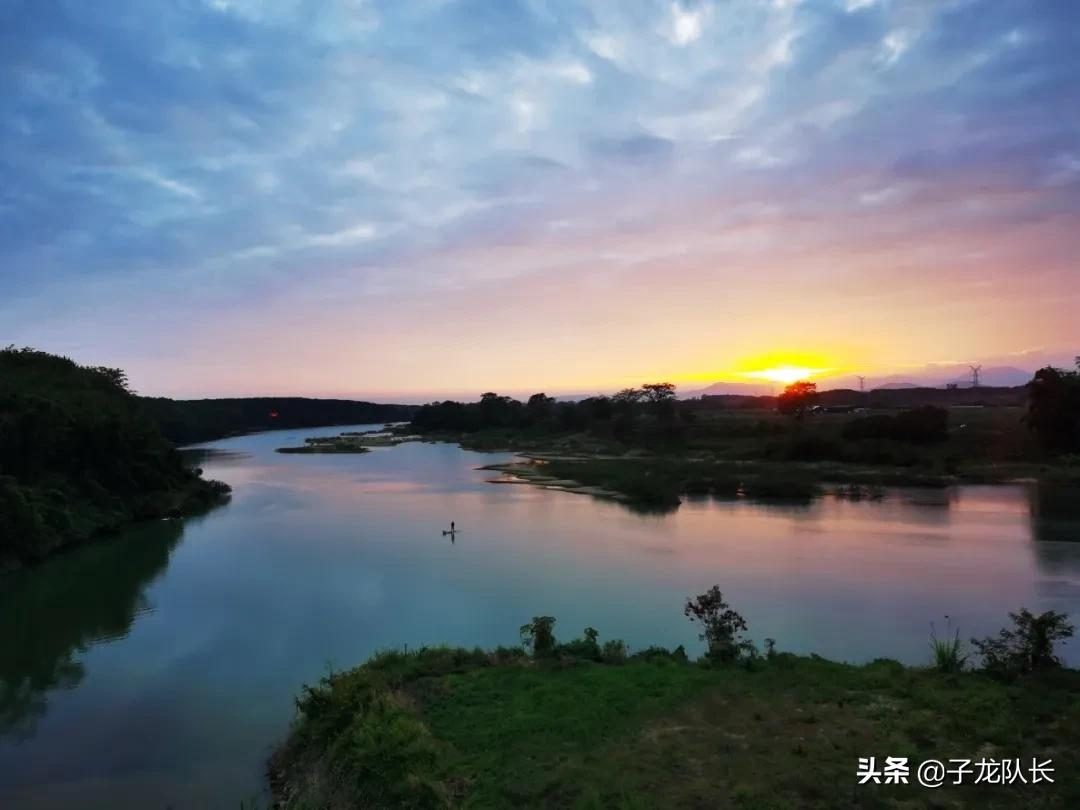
(271, 647), (1080, 809)
(930, 619), (969, 673)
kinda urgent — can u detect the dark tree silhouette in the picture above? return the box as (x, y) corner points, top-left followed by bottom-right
(1026, 362), (1080, 453)
(0, 347), (230, 566)
(777, 381), (818, 420)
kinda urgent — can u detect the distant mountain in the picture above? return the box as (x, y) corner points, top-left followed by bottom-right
(681, 381), (775, 398)
(684, 365), (1038, 399)
(941, 366), (1033, 388)
(831, 364), (1038, 391)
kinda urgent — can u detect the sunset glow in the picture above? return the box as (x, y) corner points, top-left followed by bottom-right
(1, 1), (1076, 399)
(743, 366), (827, 386)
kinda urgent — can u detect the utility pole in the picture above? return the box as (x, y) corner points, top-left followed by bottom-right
(969, 364), (982, 389)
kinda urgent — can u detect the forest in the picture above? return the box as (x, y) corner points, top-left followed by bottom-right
(0, 347), (230, 568)
(142, 396), (417, 445)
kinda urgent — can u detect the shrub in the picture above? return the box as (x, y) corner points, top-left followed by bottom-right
(929, 617), (967, 673)
(558, 627), (602, 661)
(329, 691), (445, 808)
(519, 616), (558, 658)
(600, 639), (628, 663)
(785, 435), (846, 462)
(289, 671), (446, 809)
(684, 586), (750, 663)
(492, 645), (526, 664)
(741, 475), (820, 500)
(843, 406), (949, 444)
(971, 608), (1074, 676)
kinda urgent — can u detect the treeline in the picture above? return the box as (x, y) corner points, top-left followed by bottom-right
(412, 361), (1080, 460)
(695, 386), (1028, 411)
(411, 383), (955, 449)
(1027, 362), (1080, 454)
(141, 397), (418, 445)
(411, 384), (686, 444)
(0, 347), (229, 568)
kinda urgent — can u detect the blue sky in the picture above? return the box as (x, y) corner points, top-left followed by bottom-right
(2, 0), (1078, 399)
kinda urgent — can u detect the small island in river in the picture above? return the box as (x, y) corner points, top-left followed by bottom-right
(276, 428), (419, 454)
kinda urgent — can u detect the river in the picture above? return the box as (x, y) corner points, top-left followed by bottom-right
(2, 424), (1079, 807)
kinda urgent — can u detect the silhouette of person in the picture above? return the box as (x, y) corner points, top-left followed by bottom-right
(450, 521), (455, 533)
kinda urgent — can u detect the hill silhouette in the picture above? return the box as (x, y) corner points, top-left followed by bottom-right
(0, 347), (229, 568)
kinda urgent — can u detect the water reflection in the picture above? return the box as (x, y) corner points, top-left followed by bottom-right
(1029, 482), (1080, 544)
(5, 425), (1080, 808)
(1028, 483), (1080, 586)
(0, 521), (183, 739)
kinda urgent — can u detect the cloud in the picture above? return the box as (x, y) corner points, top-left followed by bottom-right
(1, 0), (1078, 395)
(878, 30), (913, 66)
(667, 3), (705, 46)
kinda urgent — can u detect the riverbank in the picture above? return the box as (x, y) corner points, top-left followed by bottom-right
(401, 390), (1080, 510)
(270, 638), (1080, 809)
(411, 427), (1080, 510)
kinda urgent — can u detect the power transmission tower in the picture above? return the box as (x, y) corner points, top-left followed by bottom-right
(969, 364), (982, 389)
(856, 375), (866, 392)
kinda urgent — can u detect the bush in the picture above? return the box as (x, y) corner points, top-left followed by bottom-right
(929, 617), (967, 673)
(785, 435), (846, 462)
(843, 406), (949, 444)
(558, 627), (602, 661)
(741, 475), (820, 500)
(286, 668), (447, 809)
(971, 608), (1074, 676)
(492, 645), (526, 664)
(600, 639), (628, 663)
(629, 645), (688, 664)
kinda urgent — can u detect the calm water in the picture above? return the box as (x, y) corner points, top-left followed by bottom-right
(3, 424), (1080, 808)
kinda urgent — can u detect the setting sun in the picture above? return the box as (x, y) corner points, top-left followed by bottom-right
(743, 365), (826, 385)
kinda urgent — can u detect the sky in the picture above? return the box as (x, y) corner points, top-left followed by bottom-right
(2, 0), (1078, 401)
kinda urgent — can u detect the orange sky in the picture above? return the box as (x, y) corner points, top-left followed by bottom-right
(4, 0), (1077, 400)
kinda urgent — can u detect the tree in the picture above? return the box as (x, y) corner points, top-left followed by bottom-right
(519, 616), (557, 657)
(1026, 363), (1080, 453)
(525, 393), (555, 424)
(777, 381), (818, 420)
(972, 609), (1074, 676)
(477, 392), (519, 428)
(684, 586), (750, 662)
(88, 366), (131, 393)
(641, 382), (676, 403)
(641, 382), (677, 420)
(611, 387), (645, 408)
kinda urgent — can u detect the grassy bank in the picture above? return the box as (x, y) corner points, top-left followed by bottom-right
(410, 409), (1080, 510)
(271, 638), (1080, 809)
